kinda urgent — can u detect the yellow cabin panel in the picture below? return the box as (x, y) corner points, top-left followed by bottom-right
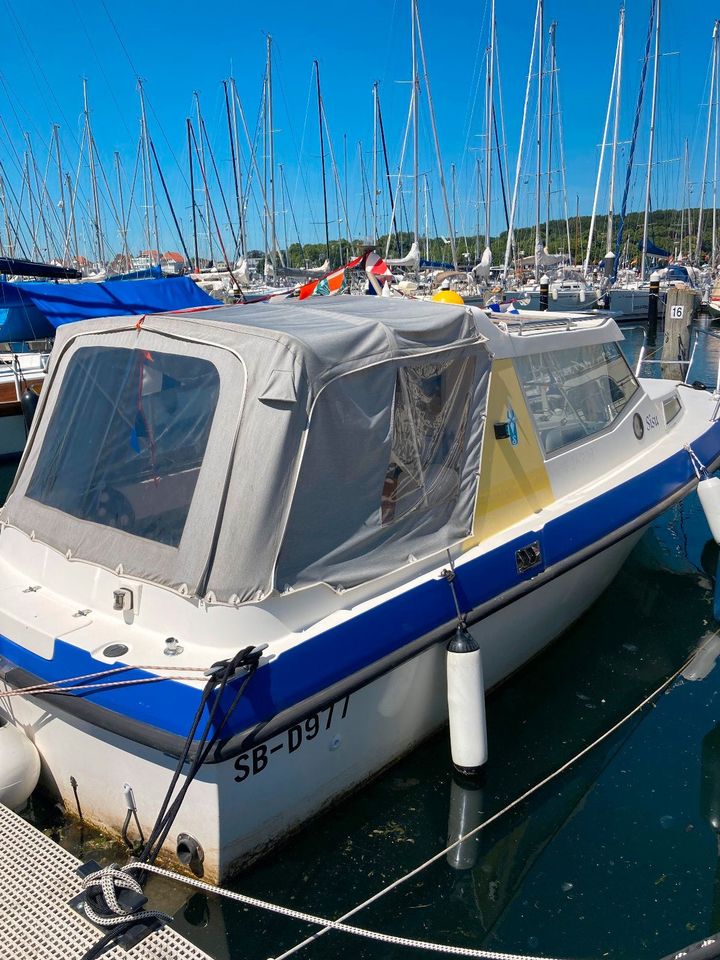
(465, 358), (554, 545)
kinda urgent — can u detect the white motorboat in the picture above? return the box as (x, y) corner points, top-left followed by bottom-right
(1, 296), (719, 885)
(508, 277), (602, 312)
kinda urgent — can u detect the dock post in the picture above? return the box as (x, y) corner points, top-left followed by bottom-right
(539, 275), (549, 311)
(661, 286), (695, 381)
(648, 271), (660, 345)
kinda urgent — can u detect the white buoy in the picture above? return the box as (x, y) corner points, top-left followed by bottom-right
(446, 626), (487, 775)
(698, 477), (720, 544)
(0, 719), (40, 811)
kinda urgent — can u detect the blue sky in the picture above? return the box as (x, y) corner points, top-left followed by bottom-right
(1, 0), (718, 259)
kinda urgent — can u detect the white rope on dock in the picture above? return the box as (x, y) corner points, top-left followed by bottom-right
(138, 629), (720, 960)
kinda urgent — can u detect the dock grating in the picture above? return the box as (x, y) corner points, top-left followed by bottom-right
(0, 801), (212, 959)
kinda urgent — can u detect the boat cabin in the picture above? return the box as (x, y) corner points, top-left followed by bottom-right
(0, 298), (671, 609)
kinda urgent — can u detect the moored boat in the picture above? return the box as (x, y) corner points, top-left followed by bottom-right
(0, 296), (719, 883)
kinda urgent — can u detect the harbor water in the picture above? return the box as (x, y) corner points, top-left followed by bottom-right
(12, 319), (720, 960)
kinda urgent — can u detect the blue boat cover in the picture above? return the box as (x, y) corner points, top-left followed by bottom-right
(107, 265), (164, 281)
(0, 276), (220, 342)
(420, 258), (458, 270)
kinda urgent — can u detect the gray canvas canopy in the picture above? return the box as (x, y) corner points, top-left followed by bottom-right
(1, 296), (491, 603)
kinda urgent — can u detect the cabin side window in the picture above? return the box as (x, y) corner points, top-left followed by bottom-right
(26, 346), (220, 547)
(276, 353), (479, 591)
(515, 342), (639, 455)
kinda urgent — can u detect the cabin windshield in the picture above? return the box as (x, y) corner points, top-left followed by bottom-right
(515, 342), (639, 455)
(26, 346), (220, 547)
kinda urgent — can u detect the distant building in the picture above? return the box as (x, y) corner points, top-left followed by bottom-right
(162, 251), (185, 275)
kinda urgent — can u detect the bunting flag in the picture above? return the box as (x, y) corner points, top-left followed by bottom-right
(298, 251), (390, 300)
(364, 250), (391, 276)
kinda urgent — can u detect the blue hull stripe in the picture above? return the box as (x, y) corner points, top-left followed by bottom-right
(2, 419), (720, 743)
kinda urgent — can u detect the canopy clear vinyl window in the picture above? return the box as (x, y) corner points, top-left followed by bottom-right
(277, 355), (477, 590)
(515, 342), (639, 454)
(26, 346), (220, 547)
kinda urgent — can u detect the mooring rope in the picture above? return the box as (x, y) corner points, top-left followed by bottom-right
(126, 628), (720, 960)
(0, 663), (212, 699)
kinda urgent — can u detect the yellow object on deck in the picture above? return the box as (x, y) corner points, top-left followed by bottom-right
(466, 359), (554, 545)
(432, 290), (465, 305)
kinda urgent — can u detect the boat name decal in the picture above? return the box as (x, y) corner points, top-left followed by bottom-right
(507, 404), (518, 446)
(645, 413), (660, 430)
(233, 693), (351, 782)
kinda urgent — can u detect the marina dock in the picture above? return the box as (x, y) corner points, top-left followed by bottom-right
(0, 800), (211, 960)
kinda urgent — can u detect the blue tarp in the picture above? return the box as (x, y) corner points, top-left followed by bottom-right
(0, 276), (220, 342)
(106, 265), (164, 281)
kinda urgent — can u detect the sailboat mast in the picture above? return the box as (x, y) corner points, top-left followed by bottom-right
(485, 0), (495, 251)
(315, 60), (331, 264)
(696, 22), (718, 262)
(641, 0), (661, 281)
(504, 0), (541, 277)
(414, 0), (457, 268)
(535, 0), (544, 264)
(194, 92), (214, 265)
(411, 0), (419, 245)
(476, 156), (481, 262)
(230, 78), (246, 257)
(115, 151), (130, 270)
(187, 118), (199, 272)
(53, 124), (69, 265)
(66, 171), (80, 268)
(372, 82), (378, 243)
(83, 79), (105, 267)
(712, 20), (720, 269)
(545, 20), (555, 250)
(224, 79), (244, 258)
(267, 36), (278, 272)
(139, 80), (160, 265)
(585, 7), (623, 274)
(680, 139), (688, 259)
(607, 6), (624, 255)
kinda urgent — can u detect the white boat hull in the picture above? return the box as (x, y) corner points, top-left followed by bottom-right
(1, 528), (641, 881)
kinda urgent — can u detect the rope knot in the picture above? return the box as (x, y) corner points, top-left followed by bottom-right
(82, 863), (170, 928)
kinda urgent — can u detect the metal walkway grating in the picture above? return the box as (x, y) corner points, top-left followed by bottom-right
(0, 801), (212, 960)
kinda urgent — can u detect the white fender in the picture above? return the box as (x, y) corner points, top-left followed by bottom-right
(698, 476), (720, 544)
(446, 627), (487, 774)
(551, 285), (558, 301)
(0, 720), (40, 811)
(579, 287), (586, 303)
